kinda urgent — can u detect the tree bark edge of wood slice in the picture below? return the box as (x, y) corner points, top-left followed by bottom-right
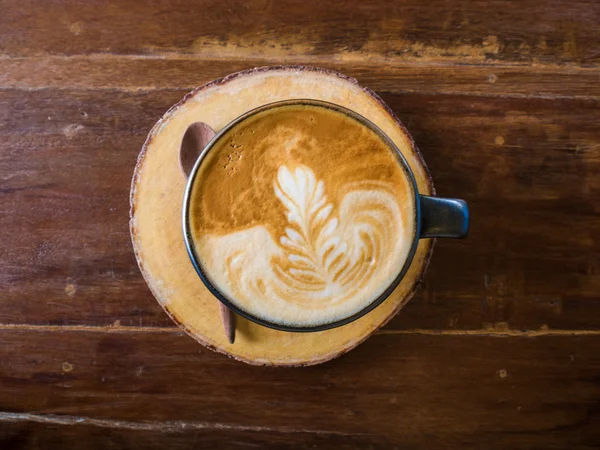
(130, 65), (434, 366)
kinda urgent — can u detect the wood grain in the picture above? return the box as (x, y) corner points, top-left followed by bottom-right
(0, 419), (389, 450)
(2, 0), (599, 67)
(1, 0), (599, 445)
(2, 58), (600, 99)
(0, 329), (599, 449)
(1, 87), (598, 331)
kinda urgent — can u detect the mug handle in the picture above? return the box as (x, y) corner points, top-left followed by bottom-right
(419, 195), (469, 239)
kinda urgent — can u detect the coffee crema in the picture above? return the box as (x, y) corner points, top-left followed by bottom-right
(188, 104), (416, 327)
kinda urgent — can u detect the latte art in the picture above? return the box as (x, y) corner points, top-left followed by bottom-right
(272, 165), (399, 302)
(189, 104), (416, 327)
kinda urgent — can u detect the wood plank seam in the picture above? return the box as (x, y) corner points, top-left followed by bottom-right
(0, 412), (368, 436)
(1, 324), (599, 337)
(373, 90), (600, 101)
(1, 85), (598, 101)
(0, 86), (191, 94)
(0, 54), (598, 73)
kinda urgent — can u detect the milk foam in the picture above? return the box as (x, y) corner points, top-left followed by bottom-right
(189, 103), (416, 327)
(197, 164), (414, 326)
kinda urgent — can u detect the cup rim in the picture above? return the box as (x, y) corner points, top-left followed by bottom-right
(182, 99), (421, 332)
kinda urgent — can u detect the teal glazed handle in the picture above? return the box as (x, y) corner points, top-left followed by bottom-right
(419, 195), (469, 239)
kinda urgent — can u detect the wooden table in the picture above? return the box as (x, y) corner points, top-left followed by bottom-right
(2, 1), (599, 448)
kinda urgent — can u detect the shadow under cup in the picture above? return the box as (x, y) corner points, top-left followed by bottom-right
(183, 99), (469, 333)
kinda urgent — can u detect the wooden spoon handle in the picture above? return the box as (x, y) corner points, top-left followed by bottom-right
(180, 122), (236, 344)
(218, 302), (236, 344)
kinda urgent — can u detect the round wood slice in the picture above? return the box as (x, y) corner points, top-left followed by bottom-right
(130, 66), (434, 366)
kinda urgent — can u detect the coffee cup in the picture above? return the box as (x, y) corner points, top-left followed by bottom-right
(183, 99), (468, 332)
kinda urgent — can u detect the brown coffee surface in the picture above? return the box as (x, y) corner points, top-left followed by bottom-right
(189, 103), (416, 327)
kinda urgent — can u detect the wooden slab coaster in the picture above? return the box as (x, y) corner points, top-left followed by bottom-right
(130, 66), (434, 366)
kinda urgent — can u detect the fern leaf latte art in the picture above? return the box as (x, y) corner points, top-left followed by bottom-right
(189, 104), (416, 327)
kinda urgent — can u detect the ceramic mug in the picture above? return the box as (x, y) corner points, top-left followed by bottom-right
(183, 99), (469, 332)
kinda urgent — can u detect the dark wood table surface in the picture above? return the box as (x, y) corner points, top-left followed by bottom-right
(2, 1), (600, 448)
